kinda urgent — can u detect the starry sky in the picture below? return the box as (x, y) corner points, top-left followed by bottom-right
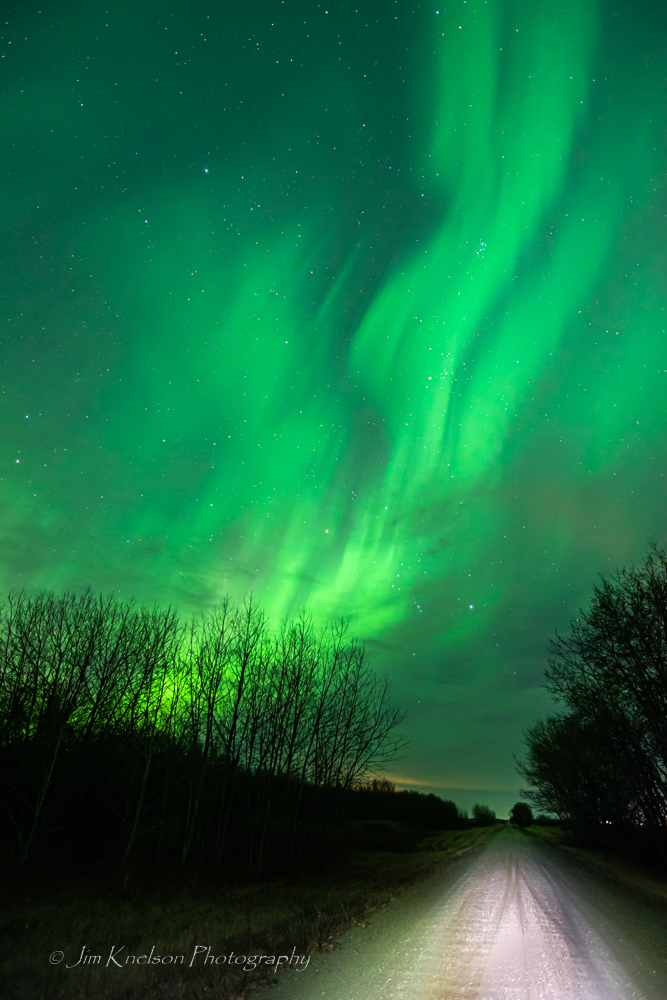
(2, 0), (666, 816)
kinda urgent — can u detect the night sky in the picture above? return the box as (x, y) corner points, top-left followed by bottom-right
(2, 0), (666, 816)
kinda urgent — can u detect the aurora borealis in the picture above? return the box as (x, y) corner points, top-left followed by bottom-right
(2, 0), (666, 814)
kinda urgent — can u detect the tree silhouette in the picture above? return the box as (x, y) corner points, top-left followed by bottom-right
(472, 803), (496, 826)
(509, 802), (533, 827)
(517, 546), (667, 860)
(0, 589), (408, 882)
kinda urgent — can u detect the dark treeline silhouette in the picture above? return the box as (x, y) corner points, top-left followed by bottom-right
(345, 778), (460, 829)
(517, 545), (667, 866)
(0, 589), (414, 884)
(472, 803), (497, 827)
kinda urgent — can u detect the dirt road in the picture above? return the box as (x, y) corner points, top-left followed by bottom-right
(269, 825), (667, 1000)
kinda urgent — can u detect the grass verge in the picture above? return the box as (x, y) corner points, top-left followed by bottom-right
(0, 824), (502, 1000)
(523, 824), (667, 907)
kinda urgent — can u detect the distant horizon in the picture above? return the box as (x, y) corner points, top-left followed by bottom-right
(390, 781), (525, 821)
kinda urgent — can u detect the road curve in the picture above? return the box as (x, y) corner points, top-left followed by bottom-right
(269, 825), (667, 1000)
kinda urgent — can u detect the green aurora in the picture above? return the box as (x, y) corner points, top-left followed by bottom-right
(2, 0), (666, 812)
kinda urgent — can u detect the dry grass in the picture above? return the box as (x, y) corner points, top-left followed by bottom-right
(524, 824), (667, 906)
(0, 825), (502, 1000)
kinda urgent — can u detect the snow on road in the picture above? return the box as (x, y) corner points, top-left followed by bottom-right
(269, 826), (667, 1000)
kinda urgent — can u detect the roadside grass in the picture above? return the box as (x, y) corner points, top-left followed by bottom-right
(523, 825), (667, 907)
(0, 824), (502, 1000)
(419, 825), (505, 855)
(519, 825), (568, 847)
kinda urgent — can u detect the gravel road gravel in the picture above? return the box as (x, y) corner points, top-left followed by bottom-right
(268, 825), (667, 1000)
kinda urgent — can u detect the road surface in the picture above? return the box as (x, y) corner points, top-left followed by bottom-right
(270, 825), (667, 1000)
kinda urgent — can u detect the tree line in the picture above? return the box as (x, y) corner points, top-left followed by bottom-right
(0, 589), (409, 883)
(518, 545), (667, 865)
(346, 778), (461, 828)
